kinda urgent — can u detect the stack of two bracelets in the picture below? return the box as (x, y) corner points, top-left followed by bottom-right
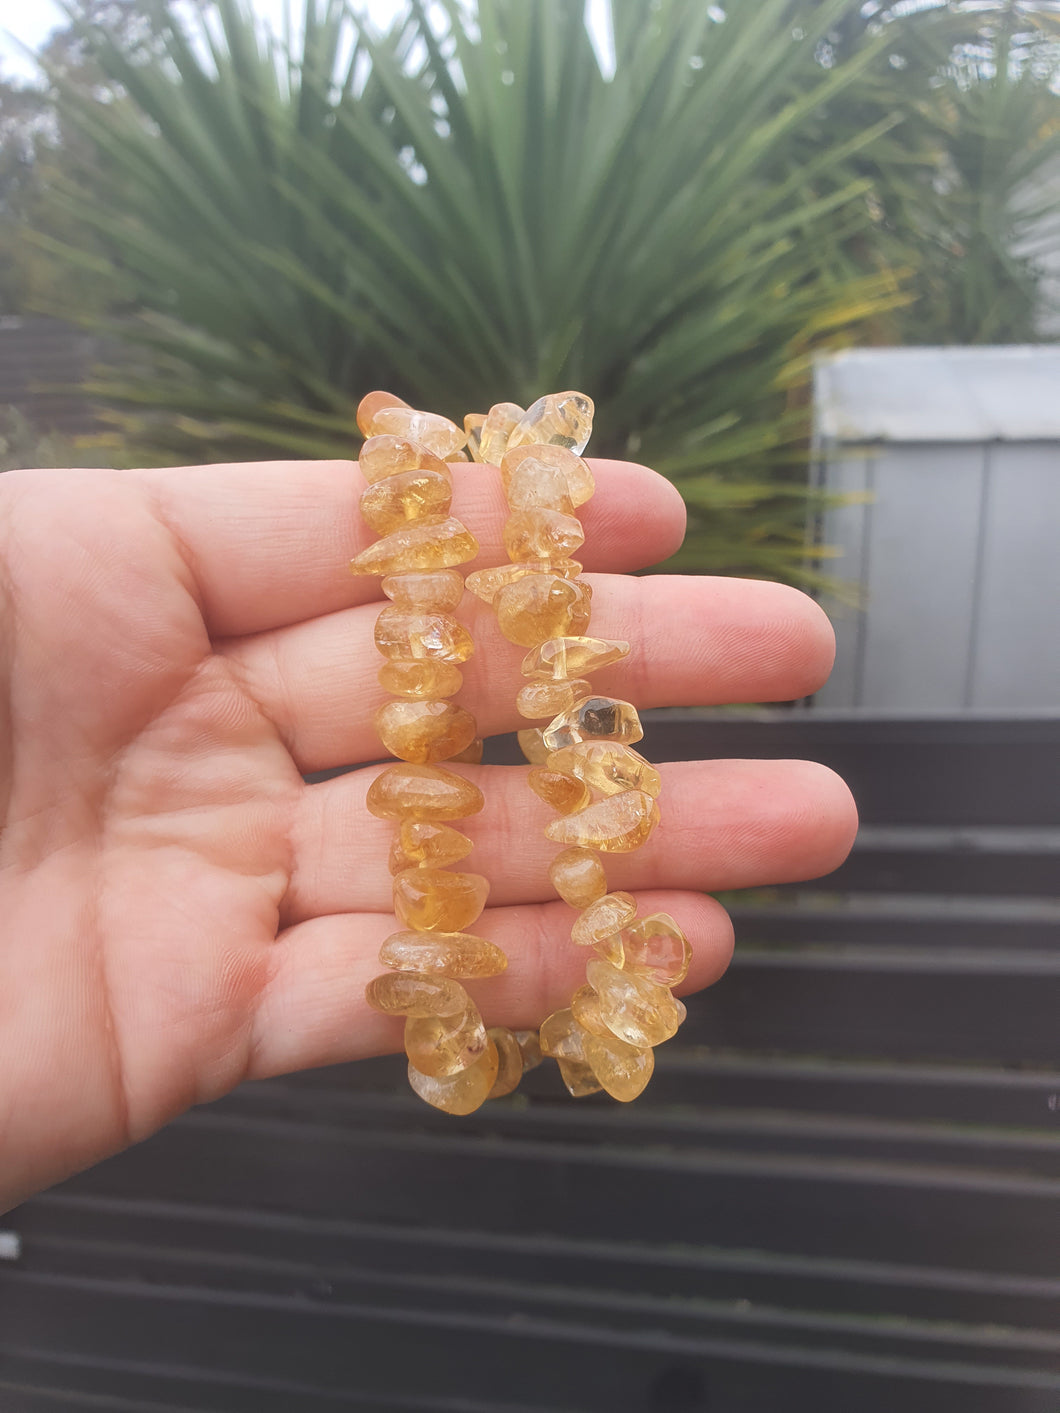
(353, 389), (691, 1114)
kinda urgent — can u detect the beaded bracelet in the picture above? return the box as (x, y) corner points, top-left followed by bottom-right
(464, 393), (690, 1102)
(357, 390), (688, 1112)
(354, 393), (539, 1114)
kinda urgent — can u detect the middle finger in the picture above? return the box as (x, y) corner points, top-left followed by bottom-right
(219, 573), (835, 772)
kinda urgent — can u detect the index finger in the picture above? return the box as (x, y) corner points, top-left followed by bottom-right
(144, 457), (687, 638)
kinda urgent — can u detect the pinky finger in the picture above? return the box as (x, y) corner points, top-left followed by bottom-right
(246, 892), (733, 1082)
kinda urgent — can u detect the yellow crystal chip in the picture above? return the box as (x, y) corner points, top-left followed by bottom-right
(379, 930), (507, 978)
(523, 637), (631, 682)
(548, 846), (608, 908)
(504, 458), (575, 514)
(527, 768), (591, 815)
(571, 891), (638, 946)
(405, 1006), (489, 1078)
(392, 866), (489, 932)
(545, 790), (659, 852)
(382, 569), (465, 610)
(388, 820), (474, 872)
(463, 412), (486, 462)
(367, 405), (467, 459)
(503, 508), (586, 562)
(364, 970), (468, 1018)
(506, 392), (594, 456)
(358, 432), (449, 484)
(464, 558), (583, 605)
(407, 1039), (499, 1115)
(514, 1028), (543, 1070)
(598, 913), (691, 986)
(501, 444), (595, 508)
(479, 401), (525, 465)
(541, 696), (644, 750)
(494, 574), (592, 648)
(516, 678), (592, 720)
(374, 607), (475, 663)
(538, 1007), (603, 1096)
(378, 660), (464, 700)
(350, 517), (479, 577)
(569, 982), (617, 1040)
(546, 740), (661, 798)
(375, 699), (478, 764)
(584, 1031), (655, 1103)
(486, 1026), (525, 1099)
(359, 470), (452, 534)
(584, 958), (681, 1048)
(356, 391), (409, 437)
(366, 764), (484, 821)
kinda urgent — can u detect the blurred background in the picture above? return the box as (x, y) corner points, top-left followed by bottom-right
(2, 0), (1058, 582)
(0, 4), (1058, 1411)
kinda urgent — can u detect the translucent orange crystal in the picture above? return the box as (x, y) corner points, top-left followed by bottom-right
(584, 1031), (654, 1102)
(378, 930), (507, 978)
(549, 847), (608, 908)
(540, 696), (644, 751)
(544, 790), (660, 851)
(596, 913), (692, 986)
(359, 469), (452, 533)
(517, 728), (550, 764)
(405, 1006), (489, 1077)
(366, 764), (484, 821)
(494, 574), (592, 648)
(570, 891), (638, 946)
(374, 607), (475, 663)
(382, 569), (465, 610)
(375, 699), (478, 764)
(486, 1027), (525, 1098)
(408, 1041), (500, 1115)
(392, 866), (490, 932)
(503, 508), (586, 562)
(501, 444), (595, 508)
(506, 392), (594, 456)
(523, 637), (631, 682)
(478, 402), (524, 464)
(377, 660), (464, 700)
(364, 971), (468, 1018)
(366, 405), (467, 459)
(358, 432), (448, 483)
(546, 740), (661, 797)
(388, 820), (474, 872)
(527, 768), (591, 815)
(584, 958), (681, 1048)
(349, 517), (478, 576)
(516, 678), (592, 720)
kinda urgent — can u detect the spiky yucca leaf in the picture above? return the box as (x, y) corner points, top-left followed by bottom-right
(35, 0), (914, 580)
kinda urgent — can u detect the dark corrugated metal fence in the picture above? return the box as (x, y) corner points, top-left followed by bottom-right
(1, 712), (1057, 1412)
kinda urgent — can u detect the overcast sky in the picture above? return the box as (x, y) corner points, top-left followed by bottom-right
(1, 0), (412, 79)
(3, 1), (613, 81)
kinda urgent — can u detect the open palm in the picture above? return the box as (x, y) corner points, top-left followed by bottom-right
(0, 456), (856, 1211)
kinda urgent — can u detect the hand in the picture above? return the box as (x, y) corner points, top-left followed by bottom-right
(0, 455), (856, 1211)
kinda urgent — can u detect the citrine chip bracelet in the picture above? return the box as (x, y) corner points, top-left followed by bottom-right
(355, 389), (690, 1112)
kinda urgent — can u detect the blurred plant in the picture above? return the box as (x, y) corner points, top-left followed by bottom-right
(14, 0), (1057, 582)
(807, 0), (1060, 344)
(15, 0), (919, 583)
(0, 405), (122, 470)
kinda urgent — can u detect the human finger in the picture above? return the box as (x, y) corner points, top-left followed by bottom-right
(146, 457), (686, 638)
(221, 574), (835, 773)
(281, 758), (857, 925)
(247, 890), (732, 1080)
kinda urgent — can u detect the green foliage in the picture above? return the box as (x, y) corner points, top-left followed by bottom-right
(0, 405), (122, 470)
(10, 0), (1059, 582)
